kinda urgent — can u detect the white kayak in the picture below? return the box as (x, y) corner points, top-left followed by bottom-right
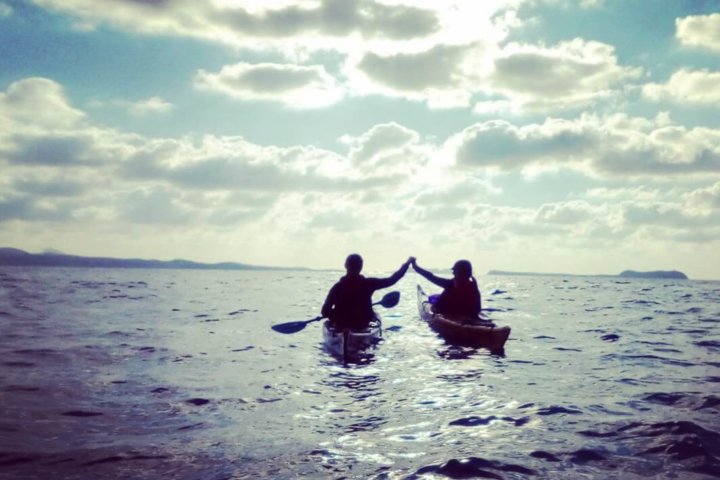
(322, 318), (382, 361)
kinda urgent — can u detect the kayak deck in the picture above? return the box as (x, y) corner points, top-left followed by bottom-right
(322, 319), (382, 361)
(417, 285), (510, 351)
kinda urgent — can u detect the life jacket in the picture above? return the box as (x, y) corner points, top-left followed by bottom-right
(434, 280), (480, 318)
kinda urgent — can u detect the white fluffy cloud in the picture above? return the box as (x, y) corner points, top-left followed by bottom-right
(685, 181), (720, 211)
(642, 69), (720, 104)
(349, 42), (489, 108)
(341, 122), (429, 177)
(676, 13), (720, 52)
(0, 77), (403, 230)
(2, 76), (720, 275)
(31, 0), (441, 47)
(120, 97), (174, 116)
(195, 62), (344, 108)
(450, 113), (720, 177)
(23, 1), (644, 112)
(490, 39), (641, 111)
(0, 77), (85, 129)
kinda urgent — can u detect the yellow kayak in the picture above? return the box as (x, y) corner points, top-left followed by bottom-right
(417, 285), (510, 352)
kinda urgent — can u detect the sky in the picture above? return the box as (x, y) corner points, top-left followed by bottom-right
(1, 0), (720, 279)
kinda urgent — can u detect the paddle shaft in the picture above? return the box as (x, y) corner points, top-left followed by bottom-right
(271, 291), (399, 334)
(308, 297), (385, 325)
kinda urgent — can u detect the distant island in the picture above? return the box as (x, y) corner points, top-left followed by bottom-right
(487, 269), (688, 280)
(618, 270), (688, 280)
(0, 247), (303, 271)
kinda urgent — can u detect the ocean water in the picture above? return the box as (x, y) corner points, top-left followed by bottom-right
(1, 266), (719, 480)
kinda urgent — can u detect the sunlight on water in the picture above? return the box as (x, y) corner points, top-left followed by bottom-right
(0, 267), (719, 479)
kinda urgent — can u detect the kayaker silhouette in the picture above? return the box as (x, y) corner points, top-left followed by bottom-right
(321, 254), (411, 330)
(410, 257), (482, 318)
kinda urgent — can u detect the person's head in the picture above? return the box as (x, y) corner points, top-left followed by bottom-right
(452, 259), (473, 279)
(345, 253), (364, 275)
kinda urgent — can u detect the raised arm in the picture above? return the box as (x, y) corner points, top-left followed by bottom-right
(411, 259), (451, 289)
(372, 258), (411, 290)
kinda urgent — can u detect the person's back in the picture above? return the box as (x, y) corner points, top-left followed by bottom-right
(322, 254), (411, 330)
(433, 279), (480, 318)
(325, 274), (376, 329)
(412, 258), (482, 319)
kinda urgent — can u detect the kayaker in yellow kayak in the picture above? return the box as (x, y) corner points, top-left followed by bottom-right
(322, 254), (411, 330)
(410, 257), (482, 318)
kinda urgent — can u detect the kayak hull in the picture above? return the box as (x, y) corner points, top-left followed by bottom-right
(417, 285), (510, 351)
(322, 318), (382, 361)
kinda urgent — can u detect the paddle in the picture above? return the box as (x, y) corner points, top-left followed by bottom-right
(271, 290), (401, 334)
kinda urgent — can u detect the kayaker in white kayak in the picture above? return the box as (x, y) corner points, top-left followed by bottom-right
(322, 254), (411, 330)
(410, 257), (482, 318)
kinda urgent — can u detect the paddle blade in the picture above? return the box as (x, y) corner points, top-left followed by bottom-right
(271, 316), (324, 334)
(378, 291), (400, 308)
(271, 321), (309, 334)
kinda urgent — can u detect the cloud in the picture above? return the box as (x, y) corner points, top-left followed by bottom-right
(535, 200), (597, 224)
(586, 186), (660, 202)
(346, 37), (639, 111)
(210, 0), (441, 43)
(450, 113), (720, 177)
(347, 123), (418, 162)
(342, 122), (429, 177)
(12, 177), (87, 197)
(472, 100), (518, 115)
(676, 13), (720, 52)
(451, 117), (598, 169)
(307, 208), (364, 231)
(0, 76), (403, 228)
(415, 204), (468, 223)
(25, 1), (641, 112)
(685, 181), (720, 211)
(26, 0), (521, 110)
(120, 135), (401, 193)
(195, 62), (344, 108)
(412, 177), (500, 207)
(350, 42), (488, 108)
(642, 69), (720, 104)
(4, 132), (98, 166)
(495, 200), (622, 242)
(496, 193), (716, 248)
(0, 77), (84, 128)
(490, 39), (641, 110)
(2, 74), (719, 275)
(119, 186), (193, 225)
(116, 96), (174, 116)
(0, 194), (75, 222)
(621, 202), (718, 229)
(31, 0), (440, 46)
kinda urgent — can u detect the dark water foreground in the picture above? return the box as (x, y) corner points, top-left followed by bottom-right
(1, 267), (719, 479)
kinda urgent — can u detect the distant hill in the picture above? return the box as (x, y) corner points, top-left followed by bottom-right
(619, 270), (688, 280)
(487, 269), (689, 280)
(0, 248), (301, 271)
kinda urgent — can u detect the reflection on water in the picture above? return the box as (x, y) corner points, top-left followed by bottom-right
(0, 267), (719, 479)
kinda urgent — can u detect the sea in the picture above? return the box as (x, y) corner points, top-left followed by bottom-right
(1, 266), (719, 480)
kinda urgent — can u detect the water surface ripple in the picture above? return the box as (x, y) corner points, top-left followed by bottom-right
(1, 267), (719, 479)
